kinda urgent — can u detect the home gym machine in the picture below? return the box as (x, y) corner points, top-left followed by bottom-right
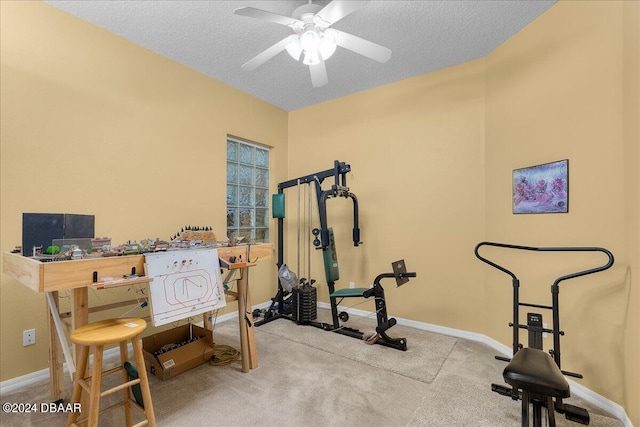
(255, 160), (416, 351)
(474, 242), (614, 427)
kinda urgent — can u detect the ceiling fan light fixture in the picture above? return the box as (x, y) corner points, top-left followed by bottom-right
(300, 29), (320, 53)
(296, 29), (336, 65)
(303, 49), (321, 66)
(318, 31), (337, 60)
(285, 35), (303, 61)
(235, 0), (391, 87)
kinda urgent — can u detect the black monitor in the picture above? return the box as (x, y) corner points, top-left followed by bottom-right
(22, 213), (94, 256)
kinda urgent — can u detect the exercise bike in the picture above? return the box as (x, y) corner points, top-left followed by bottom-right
(474, 242), (614, 427)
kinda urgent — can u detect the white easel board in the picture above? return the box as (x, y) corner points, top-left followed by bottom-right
(144, 248), (225, 326)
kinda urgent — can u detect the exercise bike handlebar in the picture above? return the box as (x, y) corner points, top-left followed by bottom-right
(474, 241), (614, 287)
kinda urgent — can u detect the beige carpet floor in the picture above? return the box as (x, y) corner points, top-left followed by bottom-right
(257, 310), (457, 384)
(0, 308), (626, 426)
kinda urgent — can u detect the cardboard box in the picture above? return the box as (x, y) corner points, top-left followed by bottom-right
(142, 323), (214, 380)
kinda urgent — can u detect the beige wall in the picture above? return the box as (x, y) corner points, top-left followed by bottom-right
(1, 0), (637, 425)
(288, 1), (638, 423)
(0, 1), (286, 380)
(485, 1), (638, 422)
(287, 58), (487, 332)
(622, 1), (640, 424)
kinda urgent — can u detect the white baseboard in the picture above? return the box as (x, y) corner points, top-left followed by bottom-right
(0, 368), (52, 396)
(1, 303), (632, 427)
(0, 345), (126, 396)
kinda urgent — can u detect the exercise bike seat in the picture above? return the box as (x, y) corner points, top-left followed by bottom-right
(503, 348), (570, 398)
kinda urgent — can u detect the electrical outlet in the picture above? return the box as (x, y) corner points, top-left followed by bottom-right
(23, 329), (35, 346)
(349, 282), (355, 289)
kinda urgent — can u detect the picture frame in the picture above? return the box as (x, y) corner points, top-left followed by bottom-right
(513, 159), (568, 214)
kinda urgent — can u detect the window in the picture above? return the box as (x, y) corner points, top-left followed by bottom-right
(226, 137), (270, 243)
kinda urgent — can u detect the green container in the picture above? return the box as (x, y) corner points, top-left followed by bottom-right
(124, 362), (144, 408)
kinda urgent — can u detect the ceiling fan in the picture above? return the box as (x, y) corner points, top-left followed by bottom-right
(234, 0), (392, 87)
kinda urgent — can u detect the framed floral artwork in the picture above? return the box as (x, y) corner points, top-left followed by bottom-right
(513, 159), (568, 214)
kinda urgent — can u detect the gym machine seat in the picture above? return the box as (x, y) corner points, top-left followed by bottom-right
(329, 287), (370, 298)
(503, 348), (569, 399)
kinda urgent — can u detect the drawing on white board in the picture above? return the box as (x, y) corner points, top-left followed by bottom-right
(144, 248), (226, 326)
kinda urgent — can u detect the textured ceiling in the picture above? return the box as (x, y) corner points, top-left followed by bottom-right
(45, 1), (556, 111)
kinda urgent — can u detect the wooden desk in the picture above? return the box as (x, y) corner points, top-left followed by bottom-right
(3, 244), (271, 402)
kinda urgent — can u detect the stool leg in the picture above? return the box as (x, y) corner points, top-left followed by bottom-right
(120, 341), (133, 427)
(68, 345), (89, 426)
(132, 336), (156, 427)
(88, 345), (104, 427)
(521, 390), (530, 427)
(532, 399), (543, 427)
(546, 396), (556, 427)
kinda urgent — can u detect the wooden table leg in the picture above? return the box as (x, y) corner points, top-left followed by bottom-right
(46, 291), (64, 402)
(236, 269), (250, 373)
(203, 311), (214, 343)
(71, 287), (89, 363)
(236, 267), (257, 372)
(244, 275), (257, 370)
(71, 288), (89, 409)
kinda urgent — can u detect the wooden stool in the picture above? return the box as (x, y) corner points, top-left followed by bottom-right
(68, 318), (156, 427)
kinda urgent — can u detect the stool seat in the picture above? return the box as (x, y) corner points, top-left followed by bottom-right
(71, 318), (146, 346)
(503, 348), (570, 398)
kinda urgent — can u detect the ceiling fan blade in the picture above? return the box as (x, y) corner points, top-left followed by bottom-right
(331, 29), (392, 63)
(315, 1), (370, 26)
(234, 7), (302, 27)
(309, 57), (329, 88)
(241, 37), (291, 71)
